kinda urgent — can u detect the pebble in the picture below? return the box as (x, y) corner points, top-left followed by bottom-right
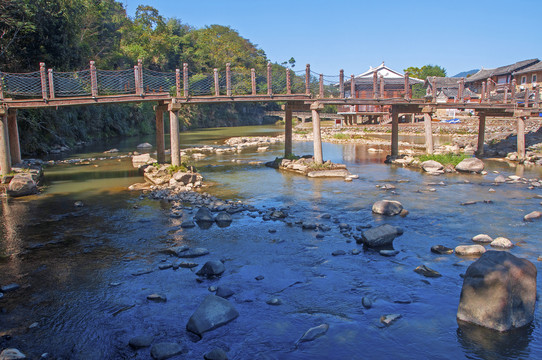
(150, 342), (185, 360)
(147, 293), (167, 302)
(455, 244), (486, 256)
(129, 335), (154, 349)
(430, 245), (453, 255)
(0, 349), (26, 360)
(215, 286), (235, 299)
(204, 348), (228, 360)
(176, 261), (198, 268)
(158, 263), (172, 270)
(255, 275), (264, 281)
(266, 298), (282, 305)
(379, 250), (399, 257)
(0, 284), (20, 292)
(316, 234), (324, 239)
(332, 250), (346, 256)
(414, 265), (442, 278)
(380, 314), (401, 326)
(362, 296), (373, 309)
(208, 286), (217, 292)
(350, 249), (361, 255)
(268, 229), (276, 233)
(297, 324), (329, 343)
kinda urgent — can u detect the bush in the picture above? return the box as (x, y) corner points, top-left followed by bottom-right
(417, 153), (468, 166)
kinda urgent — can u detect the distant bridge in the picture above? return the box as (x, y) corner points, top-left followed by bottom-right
(0, 60), (540, 177)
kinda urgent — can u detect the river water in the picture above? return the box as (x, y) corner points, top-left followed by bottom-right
(1, 125), (542, 359)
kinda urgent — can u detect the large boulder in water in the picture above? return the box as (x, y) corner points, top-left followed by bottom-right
(372, 200), (403, 216)
(457, 251), (537, 331)
(132, 153), (155, 168)
(186, 295), (239, 336)
(7, 174), (37, 197)
(421, 160), (444, 173)
(361, 224), (402, 248)
(194, 207), (213, 222)
(455, 158), (484, 173)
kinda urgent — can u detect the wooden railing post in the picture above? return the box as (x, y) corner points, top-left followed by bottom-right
(504, 88), (509, 103)
(535, 86), (540, 108)
(175, 69), (181, 97)
(339, 70), (344, 98)
(432, 76), (437, 102)
(319, 74), (324, 98)
(90, 61), (98, 97)
(0, 71), (3, 99)
(350, 75), (355, 99)
(251, 68), (256, 95)
(305, 64), (310, 95)
(458, 77), (464, 102)
(524, 89), (530, 108)
(39, 62), (48, 100)
(267, 62), (272, 96)
(372, 71), (377, 99)
(47, 68), (55, 99)
(138, 59), (144, 95)
(379, 75), (385, 99)
(214, 68), (220, 96)
(183, 63), (189, 97)
(134, 65), (140, 95)
(286, 68), (292, 95)
(510, 79), (516, 100)
(481, 82), (486, 102)
(486, 77), (491, 100)
(404, 71), (410, 100)
(226, 63), (232, 96)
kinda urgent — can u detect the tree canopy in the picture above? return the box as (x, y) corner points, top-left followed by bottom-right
(403, 65), (447, 80)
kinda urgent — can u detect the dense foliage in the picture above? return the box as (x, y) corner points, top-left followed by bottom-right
(0, 0), (284, 155)
(404, 65), (447, 99)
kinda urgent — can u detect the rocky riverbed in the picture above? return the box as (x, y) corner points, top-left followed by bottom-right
(1, 128), (542, 359)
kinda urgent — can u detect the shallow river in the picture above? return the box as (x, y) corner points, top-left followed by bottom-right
(1, 125), (542, 359)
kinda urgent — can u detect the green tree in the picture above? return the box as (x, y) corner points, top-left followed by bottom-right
(404, 64), (446, 80)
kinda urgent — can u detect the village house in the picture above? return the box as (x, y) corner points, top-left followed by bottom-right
(424, 77), (480, 103)
(338, 63), (422, 124)
(513, 62), (542, 91)
(465, 59), (539, 93)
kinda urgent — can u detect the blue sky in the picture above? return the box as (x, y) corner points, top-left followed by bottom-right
(126, 0), (541, 77)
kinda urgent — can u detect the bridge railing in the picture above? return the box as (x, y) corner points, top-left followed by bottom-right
(1, 61), (540, 109)
(0, 60), (317, 100)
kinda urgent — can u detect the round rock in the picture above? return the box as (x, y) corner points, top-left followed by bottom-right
(472, 234), (493, 243)
(372, 200), (403, 216)
(490, 237), (514, 249)
(455, 244), (486, 256)
(204, 348), (228, 360)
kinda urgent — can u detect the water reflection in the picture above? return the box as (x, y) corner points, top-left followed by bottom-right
(457, 321), (533, 359)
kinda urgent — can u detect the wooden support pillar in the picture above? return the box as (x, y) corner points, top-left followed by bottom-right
(391, 106), (399, 156)
(284, 103), (293, 157)
(411, 113), (416, 123)
(0, 112), (11, 176)
(510, 79), (516, 99)
(481, 82), (486, 102)
(155, 102), (165, 163)
(423, 113), (433, 154)
(138, 59), (144, 95)
(431, 76), (437, 102)
(350, 75), (355, 99)
(476, 112), (486, 156)
(169, 104), (181, 166)
(458, 78), (464, 102)
(404, 72), (410, 100)
(379, 75), (385, 99)
(517, 117), (525, 161)
(311, 102), (323, 164)
(7, 109), (20, 165)
(535, 86), (540, 108)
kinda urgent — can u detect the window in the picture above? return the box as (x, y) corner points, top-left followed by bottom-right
(533, 74), (537, 84)
(521, 76), (527, 84)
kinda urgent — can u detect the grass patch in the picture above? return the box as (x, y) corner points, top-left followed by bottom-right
(294, 130), (309, 135)
(333, 133), (350, 140)
(417, 153), (469, 166)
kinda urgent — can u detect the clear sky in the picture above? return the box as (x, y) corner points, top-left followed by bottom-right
(126, 0), (541, 77)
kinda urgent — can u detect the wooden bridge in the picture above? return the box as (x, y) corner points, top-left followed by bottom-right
(1, 60), (541, 176)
